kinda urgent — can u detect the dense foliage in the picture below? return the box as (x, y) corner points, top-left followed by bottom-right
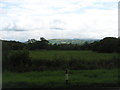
(3, 50), (31, 72)
(2, 37), (120, 53)
(91, 37), (120, 53)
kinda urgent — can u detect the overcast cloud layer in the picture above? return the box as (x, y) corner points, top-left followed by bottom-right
(0, 0), (119, 41)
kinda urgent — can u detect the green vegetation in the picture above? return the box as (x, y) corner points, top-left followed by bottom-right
(3, 50), (32, 72)
(29, 50), (118, 61)
(3, 50), (119, 88)
(3, 69), (118, 88)
(3, 50), (119, 71)
(2, 37), (120, 53)
(2, 37), (120, 88)
(29, 50), (119, 70)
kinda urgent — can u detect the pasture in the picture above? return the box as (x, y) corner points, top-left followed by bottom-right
(3, 50), (119, 88)
(29, 50), (119, 70)
(29, 50), (118, 61)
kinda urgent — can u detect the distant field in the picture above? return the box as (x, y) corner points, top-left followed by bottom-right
(29, 50), (118, 61)
(48, 39), (96, 45)
(3, 69), (118, 88)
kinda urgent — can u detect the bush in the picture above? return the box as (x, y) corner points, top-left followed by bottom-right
(5, 50), (31, 72)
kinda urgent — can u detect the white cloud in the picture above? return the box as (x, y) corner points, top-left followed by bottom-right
(0, 3), (6, 7)
(0, 0), (119, 41)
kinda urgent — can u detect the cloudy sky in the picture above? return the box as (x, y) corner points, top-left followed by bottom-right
(0, 0), (119, 42)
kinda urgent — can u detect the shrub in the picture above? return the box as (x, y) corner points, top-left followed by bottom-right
(6, 50), (31, 72)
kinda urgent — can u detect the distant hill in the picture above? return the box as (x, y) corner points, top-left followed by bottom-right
(48, 39), (99, 45)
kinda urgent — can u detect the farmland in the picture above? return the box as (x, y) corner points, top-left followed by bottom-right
(2, 50), (119, 88)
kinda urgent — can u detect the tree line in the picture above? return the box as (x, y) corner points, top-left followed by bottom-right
(2, 37), (120, 53)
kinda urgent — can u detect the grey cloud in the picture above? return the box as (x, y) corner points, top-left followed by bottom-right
(0, 29), (26, 31)
(50, 27), (64, 30)
(0, 22), (27, 31)
(51, 19), (66, 25)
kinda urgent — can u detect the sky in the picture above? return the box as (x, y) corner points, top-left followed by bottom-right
(0, 0), (119, 42)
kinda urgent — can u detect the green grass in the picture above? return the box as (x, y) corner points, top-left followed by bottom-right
(29, 50), (118, 61)
(5, 50), (119, 71)
(3, 50), (119, 88)
(3, 69), (118, 88)
(28, 50), (119, 70)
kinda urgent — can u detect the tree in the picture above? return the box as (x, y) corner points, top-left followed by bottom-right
(39, 37), (49, 49)
(91, 37), (118, 53)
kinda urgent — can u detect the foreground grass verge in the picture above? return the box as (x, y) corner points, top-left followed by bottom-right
(3, 69), (118, 88)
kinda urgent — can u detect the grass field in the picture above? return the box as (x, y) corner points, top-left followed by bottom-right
(29, 50), (118, 61)
(28, 50), (119, 70)
(3, 50), (119, 88)
(3, 69), (118, 88)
